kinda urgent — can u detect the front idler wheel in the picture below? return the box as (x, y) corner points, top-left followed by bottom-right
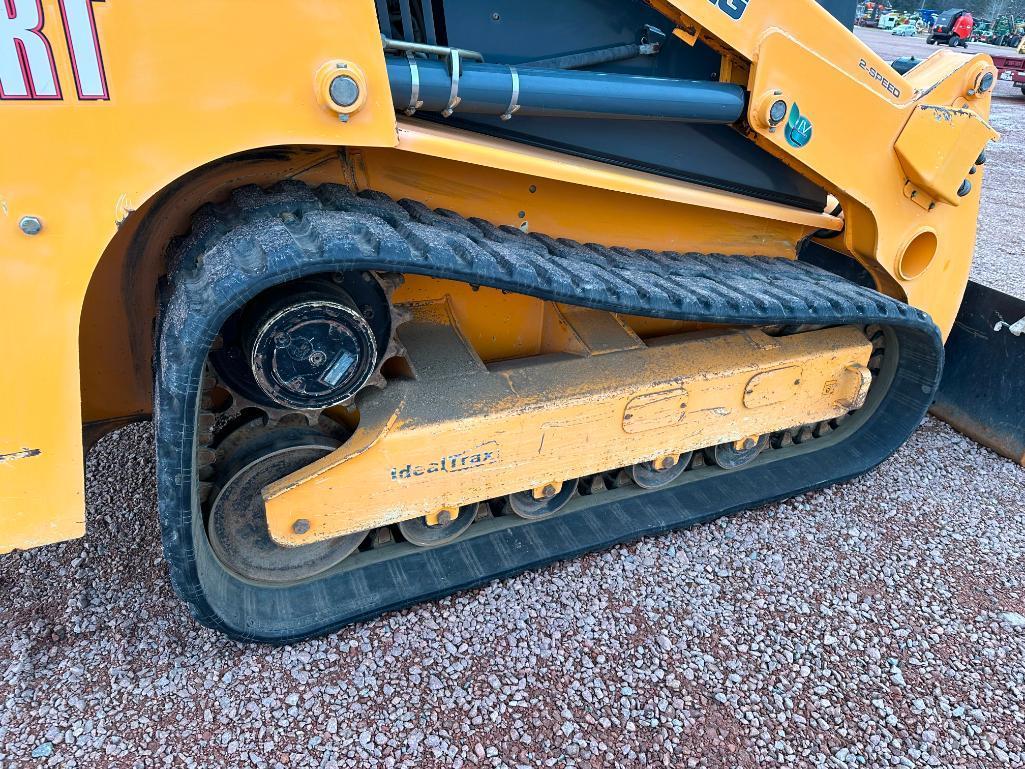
(506, 480), (578, 520)
(705, 435), (769, 470)
(398, 503), (479, 547)
(207, 429), (366, 584)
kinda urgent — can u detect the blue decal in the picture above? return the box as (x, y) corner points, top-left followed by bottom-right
(785, 104), (813, 149)
(709, 0), (749, 21)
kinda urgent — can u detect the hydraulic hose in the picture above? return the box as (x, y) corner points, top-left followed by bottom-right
(387, 56), (746, 123)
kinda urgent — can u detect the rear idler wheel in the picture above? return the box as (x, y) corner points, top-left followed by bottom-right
(705, 435), (769, 470)
(398, 503), (479, 547)
(207, 430), (367, 584)
(631, 452), (693, 489)
(506, 480), (578, 520)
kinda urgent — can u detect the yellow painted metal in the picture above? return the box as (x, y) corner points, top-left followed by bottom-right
(0, 0), (397, 554)
(656, 0), (997, 337)
(0, 0), (997, 553)
(391, 120), (842, 233)
(263, 306), (873, 546)
(895, 105), (994, 206)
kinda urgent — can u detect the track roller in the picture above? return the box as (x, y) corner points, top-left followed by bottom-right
(398, 503), (479, 547)
(705, 435), (770, 470)
(631, 452), (693, 489)
(207, 429), (367, 584)
(506, 480), (578, 520)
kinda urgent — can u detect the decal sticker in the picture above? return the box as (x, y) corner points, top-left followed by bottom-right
(859, 58), (901, 99)
(390, 442), (500, 481)
(785, 103), (813, 149)
(0, 0), (61, 98)
(59, 0), (108, 99)
(708, 0), (749, 21)
(1, 0), (108, 101)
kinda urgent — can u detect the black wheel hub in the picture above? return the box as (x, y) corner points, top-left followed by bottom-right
(210, 274), (392, 411)
(249, 298), (377, 409)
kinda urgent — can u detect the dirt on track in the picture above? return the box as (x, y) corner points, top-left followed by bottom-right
(2, 26), (1024, 769)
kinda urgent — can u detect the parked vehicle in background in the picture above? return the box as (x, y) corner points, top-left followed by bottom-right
(856, 1), (891, 27)
(928, 8), (974, 47)
(971, 19), (993, 43)
(879, 12), (900, 30)
(987, 15), (1020, 47)
(991, 38), (1025, 96)
(892, 23), (917, 36)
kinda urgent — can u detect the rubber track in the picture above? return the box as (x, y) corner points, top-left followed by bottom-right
(157, 181), (943, 643)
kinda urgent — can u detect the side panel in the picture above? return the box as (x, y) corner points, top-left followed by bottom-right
(420, 0), (830, 211)
(0, 0), (396, 552)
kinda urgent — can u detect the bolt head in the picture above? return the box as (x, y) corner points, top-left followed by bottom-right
(292, 519), (311, 535)
(19, 216), (42, 235)
(769, 99), (788, 125)
(541, 484), (557, 499)
(329, 75), (360, 108)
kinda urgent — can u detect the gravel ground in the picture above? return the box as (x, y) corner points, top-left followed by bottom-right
(3, 29), (1024, 769)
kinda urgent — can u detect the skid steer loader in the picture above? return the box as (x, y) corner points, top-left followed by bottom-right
(1, 0), (1022, 643)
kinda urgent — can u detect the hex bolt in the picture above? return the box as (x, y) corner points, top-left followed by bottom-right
(19, 216), (42, 236)
(541, 484), (557, 499)
(292, 519), (311, 535)
(660, 456), (677, 470)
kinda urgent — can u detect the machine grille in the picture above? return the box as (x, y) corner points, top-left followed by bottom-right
(374, 0), (445, 45)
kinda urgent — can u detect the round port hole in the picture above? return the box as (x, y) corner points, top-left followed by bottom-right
(897, 230), (938, 281)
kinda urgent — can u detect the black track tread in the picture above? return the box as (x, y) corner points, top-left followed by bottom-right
(156, 182), (943, 643)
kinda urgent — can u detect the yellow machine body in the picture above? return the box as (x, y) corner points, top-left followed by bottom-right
(263, 298), (873, 545)
(0, 0), (996, 554)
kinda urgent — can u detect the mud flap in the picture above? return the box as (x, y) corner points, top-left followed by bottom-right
(931, 281), (1025, 465)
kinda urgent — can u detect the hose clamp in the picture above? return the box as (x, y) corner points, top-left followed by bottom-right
(404, 53), (424, 116)
(443, 49), (463, 117)
(501, 67), (521, 121)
